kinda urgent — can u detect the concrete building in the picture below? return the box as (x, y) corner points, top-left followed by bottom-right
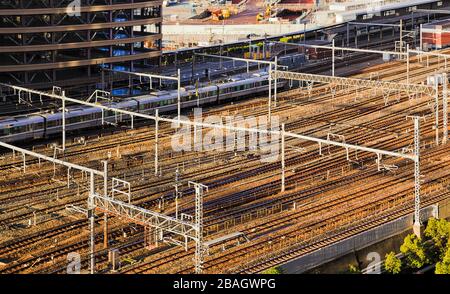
(0, 0), (163, 92)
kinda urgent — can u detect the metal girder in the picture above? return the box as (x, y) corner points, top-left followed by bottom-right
(194, 53), (276, 66)
(414, 117), (421, 226)
(66, 204), (88, 216)
(273, 41), (407, 56)
(409, 49), (450, 59)
(102, 68), (179, 81)
(0, 84), (417, 161)
(442, 73), (448, 144)
(0, 141), (104, 176)
(271, 70), (435, 96)
(348, 21), (402, 28)
(189, 181), (208, 274)
(92, 194), (198, 241)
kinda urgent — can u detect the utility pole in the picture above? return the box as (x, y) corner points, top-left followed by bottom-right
(155, 109), (159, 176)
(189, 181), (208, 274)
(191, 52), (195, 84)
(268, 62), (272, 120)
(88, 172), (96, 274)
(407, 116), (423, 238)
(332, 39), (335, 77)
(102, 160), (108, 249)
(435, 75), (439, 145)
(174, 168), (181, 219)
(281, 123), (285, 192)
(406, 44), (410, 86)
(443, 72), (448, 144)
(62, 90), (66, 152)
(400, 19), (403, 49)
(346, 23), (350, 47)
(274, 56), (278, 107)
(177, 69), (181, 126)
(420, 24), (423, 51)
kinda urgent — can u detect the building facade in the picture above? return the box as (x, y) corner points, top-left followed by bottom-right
(0, 0), (162, 91)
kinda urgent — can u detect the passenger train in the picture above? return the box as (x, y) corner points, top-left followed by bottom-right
(0, 72), (286, 143)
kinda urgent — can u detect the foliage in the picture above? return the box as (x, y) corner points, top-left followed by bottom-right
(435, 246), (450, 274)
(347, 264), (360, 274)
(424, 217), (450, 256)
(384, 252), (402, 274)
(280, 36), (292, 43)
(262, 266), (283, 274)
(400, 234), (430, 269)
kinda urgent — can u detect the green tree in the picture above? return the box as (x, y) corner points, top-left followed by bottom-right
(435, 246), (450, 274)
(384, 252), (402, 274)
(400, 234), (430, 269)
(262, 266), (283, 274)
(424, 217), (450, 256)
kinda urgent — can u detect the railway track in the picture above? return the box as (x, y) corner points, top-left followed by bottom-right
(0, 44), (449, 274)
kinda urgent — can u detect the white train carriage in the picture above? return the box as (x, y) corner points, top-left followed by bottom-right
(0, 71), (286, 143)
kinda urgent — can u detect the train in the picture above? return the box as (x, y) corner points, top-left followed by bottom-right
(0, 72), (287, 143)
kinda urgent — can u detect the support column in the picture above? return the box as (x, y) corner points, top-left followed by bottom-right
(22, 153), (26, 173)
(144, 226), (158, 249)
(62, 90), (66, 151)
(102, 160), (108, 249)
(443, 73), (448, 144)
(332, 39), (335, 77)
(406, 44), (410, 86)
(192, 52), (195, 84)
(268, 63), (272, 120)
(434, 76), (439, 145)
(155, 109), (159, 176)
(281, 123), (285, 192)
(420, 24), (423, 50)
(400, 19), (403, 48)
(189, 181), (208, 274)
(413, 117), (422, 238)
(274, 57), (278, 107)
(346, 23), (349, 47)
(177, 68), (181, 126)
(88, 172), (95, 274)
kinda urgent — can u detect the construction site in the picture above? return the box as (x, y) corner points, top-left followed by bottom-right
(0, 0), (450, 276)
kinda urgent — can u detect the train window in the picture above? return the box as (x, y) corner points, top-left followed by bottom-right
(12, 125), (26, 134)
(438, 1), (443, 6)
(384, 10), (395, 16)
(48, 119), (61, 127)
(1, 128), (11, 136)
(34, 122), (44, 130)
